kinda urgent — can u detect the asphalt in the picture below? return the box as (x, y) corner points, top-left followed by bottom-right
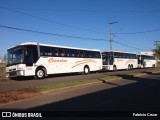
(0, 68), (156, 91)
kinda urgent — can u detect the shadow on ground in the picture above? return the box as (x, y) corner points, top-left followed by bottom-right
(25, 74), (160, 112)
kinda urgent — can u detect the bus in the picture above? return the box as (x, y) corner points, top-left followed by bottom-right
(6, 42), (102, 79)
(102, 51), (138, 71)
(137, 54), (157, 68)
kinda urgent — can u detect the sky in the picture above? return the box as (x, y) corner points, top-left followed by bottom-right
(0, 0), (160, 58)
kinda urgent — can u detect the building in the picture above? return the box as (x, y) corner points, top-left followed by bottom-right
(140, 51), (154, 56)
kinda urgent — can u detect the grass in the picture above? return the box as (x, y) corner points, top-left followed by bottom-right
(37, 76), (119, 92)
(146, 68), (160, 73)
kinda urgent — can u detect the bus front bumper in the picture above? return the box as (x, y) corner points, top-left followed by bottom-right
(102, 65), (110, 70)
(6, 70), (25, 78)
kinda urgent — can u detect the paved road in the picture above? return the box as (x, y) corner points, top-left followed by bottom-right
(0, 72), (160, 112)
(0, 68), (156, 91)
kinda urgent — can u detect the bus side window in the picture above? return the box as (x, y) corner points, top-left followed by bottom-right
(65, 49), (70, 57)
(97, 52), (101, 58)
(40, 46), (52, 56)
(81, 51), (85, 58)
(85, 51), (90, 58)
(76, 50), (81, 57)
(59, 49), (64, 57)
(82, 51), (86, 58)
(70, 49), (75, 57)
(40, 46), (44, 56)
(55, 48), (59, 56)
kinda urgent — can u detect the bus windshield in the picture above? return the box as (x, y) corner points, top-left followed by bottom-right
(102, 52), (113, 65)
(7, 46), (24, 66)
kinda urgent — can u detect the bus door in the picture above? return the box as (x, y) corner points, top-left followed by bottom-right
(25, 45), (38, 67)
(109, 52), (114, 65)
(25, 49), (33, 66)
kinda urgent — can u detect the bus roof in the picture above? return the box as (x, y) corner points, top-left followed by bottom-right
(8, 42), (101, 52)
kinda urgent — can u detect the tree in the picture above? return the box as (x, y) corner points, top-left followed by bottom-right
(3, 54), (6, 61)
(153, 45), (160, 59)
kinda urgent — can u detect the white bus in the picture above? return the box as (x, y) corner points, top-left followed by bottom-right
(137, 54), (157, 68)
(102, 51), (138, 71)
(6, 42), (102, 79)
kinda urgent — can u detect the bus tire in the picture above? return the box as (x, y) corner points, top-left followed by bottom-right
(128, 65), (131, 70)
(113, 65), (117, 71)
(35, 68), (45, 79)
(84, 66), (90, 74)
(131, 64), (133, 69)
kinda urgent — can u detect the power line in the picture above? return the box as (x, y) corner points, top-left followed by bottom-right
(113, 40), (149, 51)
(0, 24), (149, 51)
(4, 7), (160, 13)
(154, 41), (160, 46)
(1, 6), (160, 37)
(114, 28), (160, 34)
(0, 25), (109, 41)
(0, 6), (107, 35)
(114, 35), (152, 50)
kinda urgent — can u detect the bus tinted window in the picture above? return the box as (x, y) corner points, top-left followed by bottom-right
(40, 46), (52, 56)
(69, 49), (76, 57)
(80, 50), (85, 58)
(52, 48), (59, 57)
(65, 49), (70, 57)
(59, 48), (65, 57)
(143, 55), (155, 60)
(113, 52), (137, 59)
(40, 46), (101, 58)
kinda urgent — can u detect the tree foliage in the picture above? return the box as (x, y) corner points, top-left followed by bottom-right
(153, 45), (160, 59)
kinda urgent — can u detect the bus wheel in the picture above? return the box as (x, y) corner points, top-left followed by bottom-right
(131, 64), (133, 69)
(128, 65), (131, 70)
(153, 64), (156, 68)
(113, 65), (117, 71)
(35, 68), (45, 79)
(84, 66), (90, 74)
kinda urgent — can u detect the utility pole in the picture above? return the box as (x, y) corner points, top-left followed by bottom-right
(108, 22), (118, 50)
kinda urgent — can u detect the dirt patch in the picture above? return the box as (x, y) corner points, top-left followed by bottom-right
(0, 88), (42, 105)
(0, 63), (6, 80)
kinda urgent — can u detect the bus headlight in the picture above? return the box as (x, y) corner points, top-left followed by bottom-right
(17, 70), (24, 75)
(17, 67), (24, 70)
(17, 65), (24, 70)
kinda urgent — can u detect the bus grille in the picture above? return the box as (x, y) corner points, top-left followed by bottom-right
(9, 71), (17, 77)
